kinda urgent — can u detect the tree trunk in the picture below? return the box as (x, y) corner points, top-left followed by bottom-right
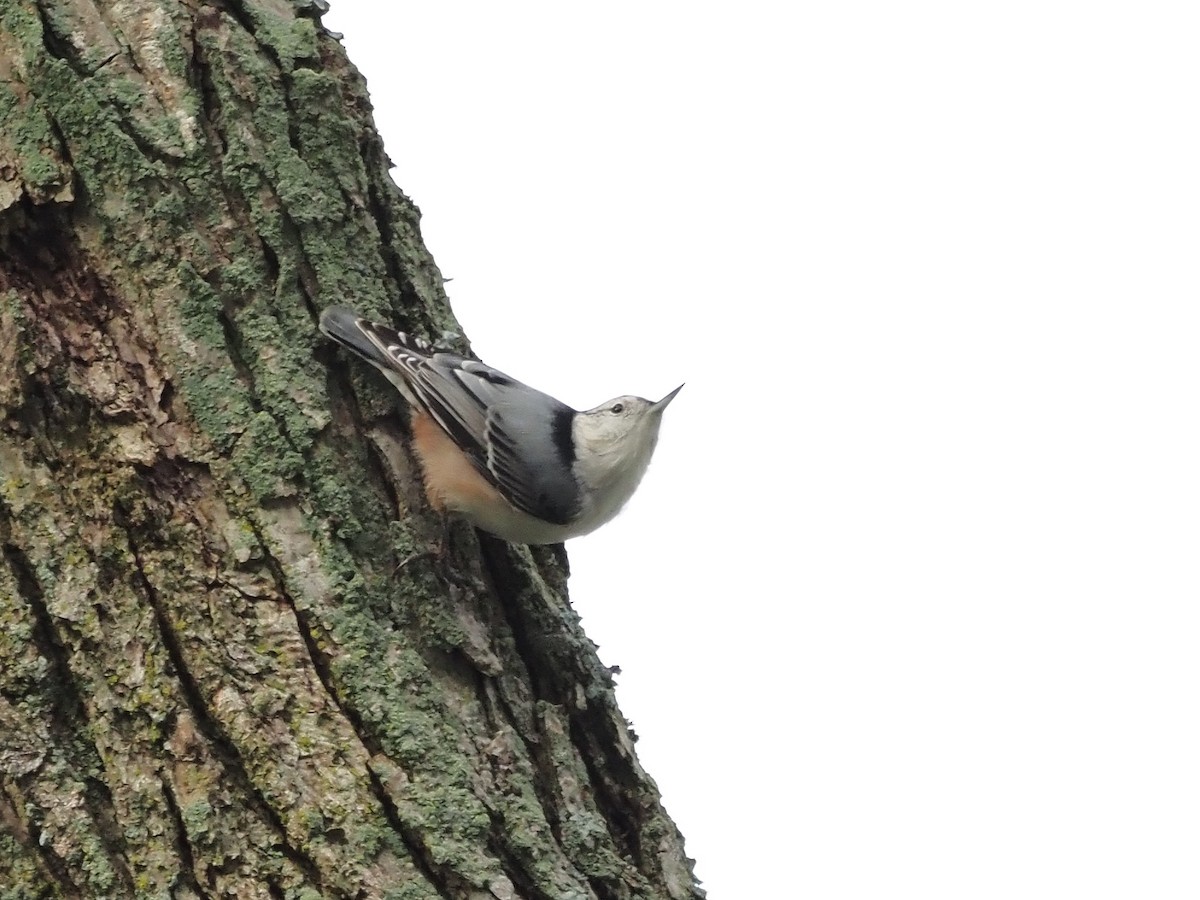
(0, 2), (702, 898)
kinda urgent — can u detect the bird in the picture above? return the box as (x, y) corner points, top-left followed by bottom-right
(319, 305), (682, 544)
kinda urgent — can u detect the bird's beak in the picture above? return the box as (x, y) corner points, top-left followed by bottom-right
(653, 383), (684, 412)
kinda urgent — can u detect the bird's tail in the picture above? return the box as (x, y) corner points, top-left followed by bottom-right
(319, 305), (399, 370)
(319, 305), (432, 409)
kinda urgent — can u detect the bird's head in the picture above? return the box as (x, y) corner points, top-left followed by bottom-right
(572, 384), (684, 487)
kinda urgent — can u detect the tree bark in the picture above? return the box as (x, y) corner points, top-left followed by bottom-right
(0, 2), (702, 898)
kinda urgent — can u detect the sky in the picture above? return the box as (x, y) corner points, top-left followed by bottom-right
(322, 4), (1199, 897)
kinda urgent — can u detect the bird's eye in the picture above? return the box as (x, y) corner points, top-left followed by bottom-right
(610, 403), (624, 414)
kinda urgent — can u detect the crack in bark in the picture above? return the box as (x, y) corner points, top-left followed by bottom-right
(478, 676), (563, 846)
(361, 427), (406, 538)
(320, 366), (410, 570)
(116, 507), (335, 896)
(0, 536), (137, 897)
(259, 235), (281, 283)
(211, 0), (257, 42)
(159, 775), (215, 900)
(213, 303), (262, 397)
(476, 538), (662, 899)
(192, 1), (329, 324)
(95, 50), (121, 71)
(191, 5), (306, 327)
(189, 10), (265, 271)
(32, 0), (185, 166)
(475, 543), (578, 833)
(80, 777), (140, 896)
(483, 825), (557, 900)
(113, 108), (186, 166)
(19, 812), (83, 900)
(363, 767), (454, 900)
(43, 114), (77, 175)
(210, 0), (319, 180)
(475, 683), (562, 900)
(244, 521), (457, 899)
(245, 517), (381, 746)
(33, 3), (81, 74)
(270, 195), (322, 318)
(568, 717), (643, 863)
(0, 775), (81, 899)
(363, 166), (410, 300)
(211, 300), (311, 480)
(190, 13), (228, 155)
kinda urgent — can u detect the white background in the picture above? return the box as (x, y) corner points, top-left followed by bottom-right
(323, 4), (1200, 897)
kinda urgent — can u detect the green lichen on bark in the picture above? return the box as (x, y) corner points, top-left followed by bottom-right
(0, 82), (71, 203)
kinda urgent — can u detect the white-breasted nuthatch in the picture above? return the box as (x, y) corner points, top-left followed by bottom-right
(320, 305), (682, 544)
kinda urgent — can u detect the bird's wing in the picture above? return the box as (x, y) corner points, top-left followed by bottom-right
(321, 306), (581, 525)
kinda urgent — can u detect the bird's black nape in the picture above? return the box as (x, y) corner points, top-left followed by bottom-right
(550, 406), (576, 466)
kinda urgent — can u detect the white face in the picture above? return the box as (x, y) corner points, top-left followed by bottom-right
(569, 388), (681, 530)
(576, 395), (658, 454)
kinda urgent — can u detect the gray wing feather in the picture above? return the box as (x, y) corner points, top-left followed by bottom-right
(321, 306), (581, 525)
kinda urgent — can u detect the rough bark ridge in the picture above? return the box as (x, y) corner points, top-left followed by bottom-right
(0, 2), (702, 898)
